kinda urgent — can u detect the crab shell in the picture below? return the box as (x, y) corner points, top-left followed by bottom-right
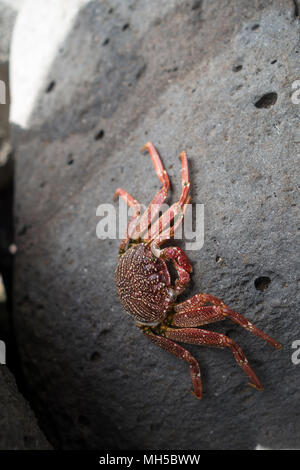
(115, 243), (175, 325)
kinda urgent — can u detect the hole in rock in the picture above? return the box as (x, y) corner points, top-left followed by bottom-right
(94, 129), (105, 140)
(254, 276), (271, 291)
(254, 92), (277, 109)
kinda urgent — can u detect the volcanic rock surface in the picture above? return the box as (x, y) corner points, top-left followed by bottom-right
(11, 0), (300, 449)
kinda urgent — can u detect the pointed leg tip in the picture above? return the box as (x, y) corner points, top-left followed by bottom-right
(192, 390), (202, 400)
(248, 382), (264, 391)
(268, 339), (282, 350)
(275, 342), (282, 350)
(140, 142), (151, 153)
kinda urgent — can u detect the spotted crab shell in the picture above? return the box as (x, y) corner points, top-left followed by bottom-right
(115, 243), (173, 325)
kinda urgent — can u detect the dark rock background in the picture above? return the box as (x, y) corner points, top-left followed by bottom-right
(12, 0), (300, 449)
(0, 366), (51, 449)
(0, 0), (52, 450)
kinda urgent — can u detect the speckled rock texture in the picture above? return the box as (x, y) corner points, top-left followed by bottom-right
(12, 0), (300, 449)
(0, 1), (19, 64)
(0, 0), (17, 190)
(0, 366), (51, 449)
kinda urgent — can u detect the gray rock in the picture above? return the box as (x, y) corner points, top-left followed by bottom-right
(12, 0), (300, 449)
(0, 0), (19, 64)
(0, 1), (20, 370)
(0, 139), (13, 189)
(0, 54), (12, 192)
(0, 0), (20, 135)
(0, 365), (51, 449)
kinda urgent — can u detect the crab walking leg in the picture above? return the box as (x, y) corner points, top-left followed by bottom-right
(113, 188), (141, 231)
(174, 293), (224, 313)
(145, 151), (190, 242)
(174, 294), (282, 350)
(164, 327), (264, 391)
(151, 196), (191, 247)
(143, 202), (179, 242)
(142, 142), (170, 188)
(158, 246), (192, 294)
(113, 188), (141, 254)
(146, 203), (192, 295)
(142, 329), (202, 399)
(131, 143), (170, 239)
(177, 151), (190, 207)
(172, 305), (225, 327)
(132, 187), (169, 240)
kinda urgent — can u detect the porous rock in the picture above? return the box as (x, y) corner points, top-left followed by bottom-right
(0, 365), (51, 449)
(11, 0), (300, 449)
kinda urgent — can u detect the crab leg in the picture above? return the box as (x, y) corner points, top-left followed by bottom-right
(131, 143), (170, 239)
(113, 188), (141, 254)
(172, 305), (225, 327)
(142, 142), (170, 189)
(158, 245), (192, 294)
(174, 294), (282, 350)
(164, 327), (264, 391)
(142, 329), (202, 399)
(150, 195), (191, 249)
(146, 151), (190, 243)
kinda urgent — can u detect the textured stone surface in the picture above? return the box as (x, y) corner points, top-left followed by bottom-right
(0, 1), (22, 360)
(0, 0), (18, 190)
(11, 0), (300, 449)
(0, 0), (20, 63)
(0, 366), (51, 449)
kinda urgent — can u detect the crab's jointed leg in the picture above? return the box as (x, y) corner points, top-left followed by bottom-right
(172, 305), (225, 327)
(151, 195), (191, 247)
(145, 151), (190, 243)
(164, 327), (264, 391)
(157, 245), (193, 295)
(131, 142), (170, 240)
(113, 188), (141, 256)
(174, 294), (282, 350)
(142, 328), (202, 399)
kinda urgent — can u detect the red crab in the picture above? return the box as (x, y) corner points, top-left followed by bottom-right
(114, 142), (282, 399)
